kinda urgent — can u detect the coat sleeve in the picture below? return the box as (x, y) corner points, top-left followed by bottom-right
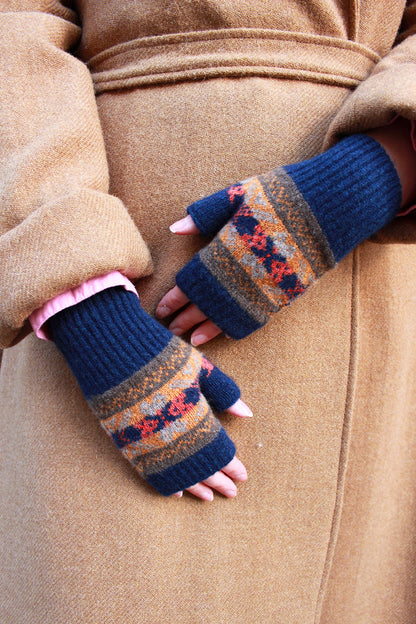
(325, 1), (416, 143)
(0, 1), (153, 349)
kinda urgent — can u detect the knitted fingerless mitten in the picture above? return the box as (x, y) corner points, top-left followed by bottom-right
(176, 134), (402, 339)
(47, 287), (240, 496)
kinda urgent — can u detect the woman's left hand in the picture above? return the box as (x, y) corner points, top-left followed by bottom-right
(156, 215), (223, 346)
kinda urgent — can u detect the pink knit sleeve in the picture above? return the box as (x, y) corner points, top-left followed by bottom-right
(29, 271), (139, 340)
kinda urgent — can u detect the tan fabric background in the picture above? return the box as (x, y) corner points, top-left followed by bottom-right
(1, 1), (416, 622)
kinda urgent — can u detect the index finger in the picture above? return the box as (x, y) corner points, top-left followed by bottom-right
(156, 285), (190, 318)
(221, 457), (248, 482)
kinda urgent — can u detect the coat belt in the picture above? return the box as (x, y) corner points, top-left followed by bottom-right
(87, 28), (380, 94)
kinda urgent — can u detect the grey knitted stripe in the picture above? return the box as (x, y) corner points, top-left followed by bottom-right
(132, 409), (222, 476)
(259, 168), (336, 276)
(199, 237), (277, 325)
(89, 336), (191, 418)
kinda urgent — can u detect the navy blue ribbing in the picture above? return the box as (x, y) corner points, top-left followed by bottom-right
(188, 186), (244, 237)
(147, 428), (236, 496)
(284, 134), (402, 262)
(48, 287), (171, 398)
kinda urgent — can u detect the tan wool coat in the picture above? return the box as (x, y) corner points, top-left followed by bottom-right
(1, 1), (416, 623)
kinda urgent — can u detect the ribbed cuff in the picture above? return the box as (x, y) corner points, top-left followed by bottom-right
(147, 427), (236, 496)
(48, 287), (172, 398)
(29, 271), (138, 340)
(176, 254), (262, 339)
(284, 134), (402, 261)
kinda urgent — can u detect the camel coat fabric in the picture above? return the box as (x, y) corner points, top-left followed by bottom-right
(1, 1), (416, 623)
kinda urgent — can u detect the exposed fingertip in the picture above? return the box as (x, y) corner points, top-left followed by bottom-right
(169, 217), (188, 233)
(234, 471), (248, 482)
(156, 304), (171, 318)
(224, 489), (237, 498)
(227, 398), (253, 418)
(191, 334), (207, 347)
(172, 491), (183, 498)
(169, 325), (184, 336)
(169, 215), (198, 234)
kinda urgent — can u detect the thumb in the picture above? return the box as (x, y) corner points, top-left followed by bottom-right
(169, 214), (200, 235)
(199, 356), (242, 413)
(173, 183), (246, 238)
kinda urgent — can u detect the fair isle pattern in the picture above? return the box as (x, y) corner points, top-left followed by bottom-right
(199, 236), (276, 327)
(220, 178), (316, 306)
(89, 338), (192, 418)
(176, 134), (401, 340)
(199, 174), (335, 320)
(258, 168), (336, 275)
(89, 337), (222, 479)
(49, 288), (239, 495)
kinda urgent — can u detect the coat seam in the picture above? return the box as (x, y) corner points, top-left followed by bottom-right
(349, 0), (360, 41)
(314, 247), (360, 623)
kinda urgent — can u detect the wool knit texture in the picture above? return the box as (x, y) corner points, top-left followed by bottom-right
(48, 287), (240, 496)
(176, 134), (402, 339)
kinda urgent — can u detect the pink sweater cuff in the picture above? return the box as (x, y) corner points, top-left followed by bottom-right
(29, 271), (139, 340)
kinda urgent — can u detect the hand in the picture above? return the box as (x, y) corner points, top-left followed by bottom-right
(48, 286), (252, 498)
(156, 215), (224, 346)
(158, 134), (402, 341)
(171, 378), (251, 501)
(172, 455), (248, 501)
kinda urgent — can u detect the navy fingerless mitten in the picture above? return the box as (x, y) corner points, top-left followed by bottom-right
(48, 287), (240, 496)
(176, 134), (402, 338)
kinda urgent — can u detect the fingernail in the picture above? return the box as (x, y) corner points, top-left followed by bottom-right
(203, 492), (214, 502)
(224, 489), (237, 498)
(169, 216), (188, 233)
(173, 491), (183, 498)
(236, 399), (253, 417)
(191, 334), (207, 346)
(156, 304), (171, 318)
(235, 472), (248, 482)
(170, 327), (183, 336)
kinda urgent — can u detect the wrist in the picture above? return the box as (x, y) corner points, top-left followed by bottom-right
(29, 271), (138, 340)
(367, 117), (416, 209)
(283, 133), (402, 261)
